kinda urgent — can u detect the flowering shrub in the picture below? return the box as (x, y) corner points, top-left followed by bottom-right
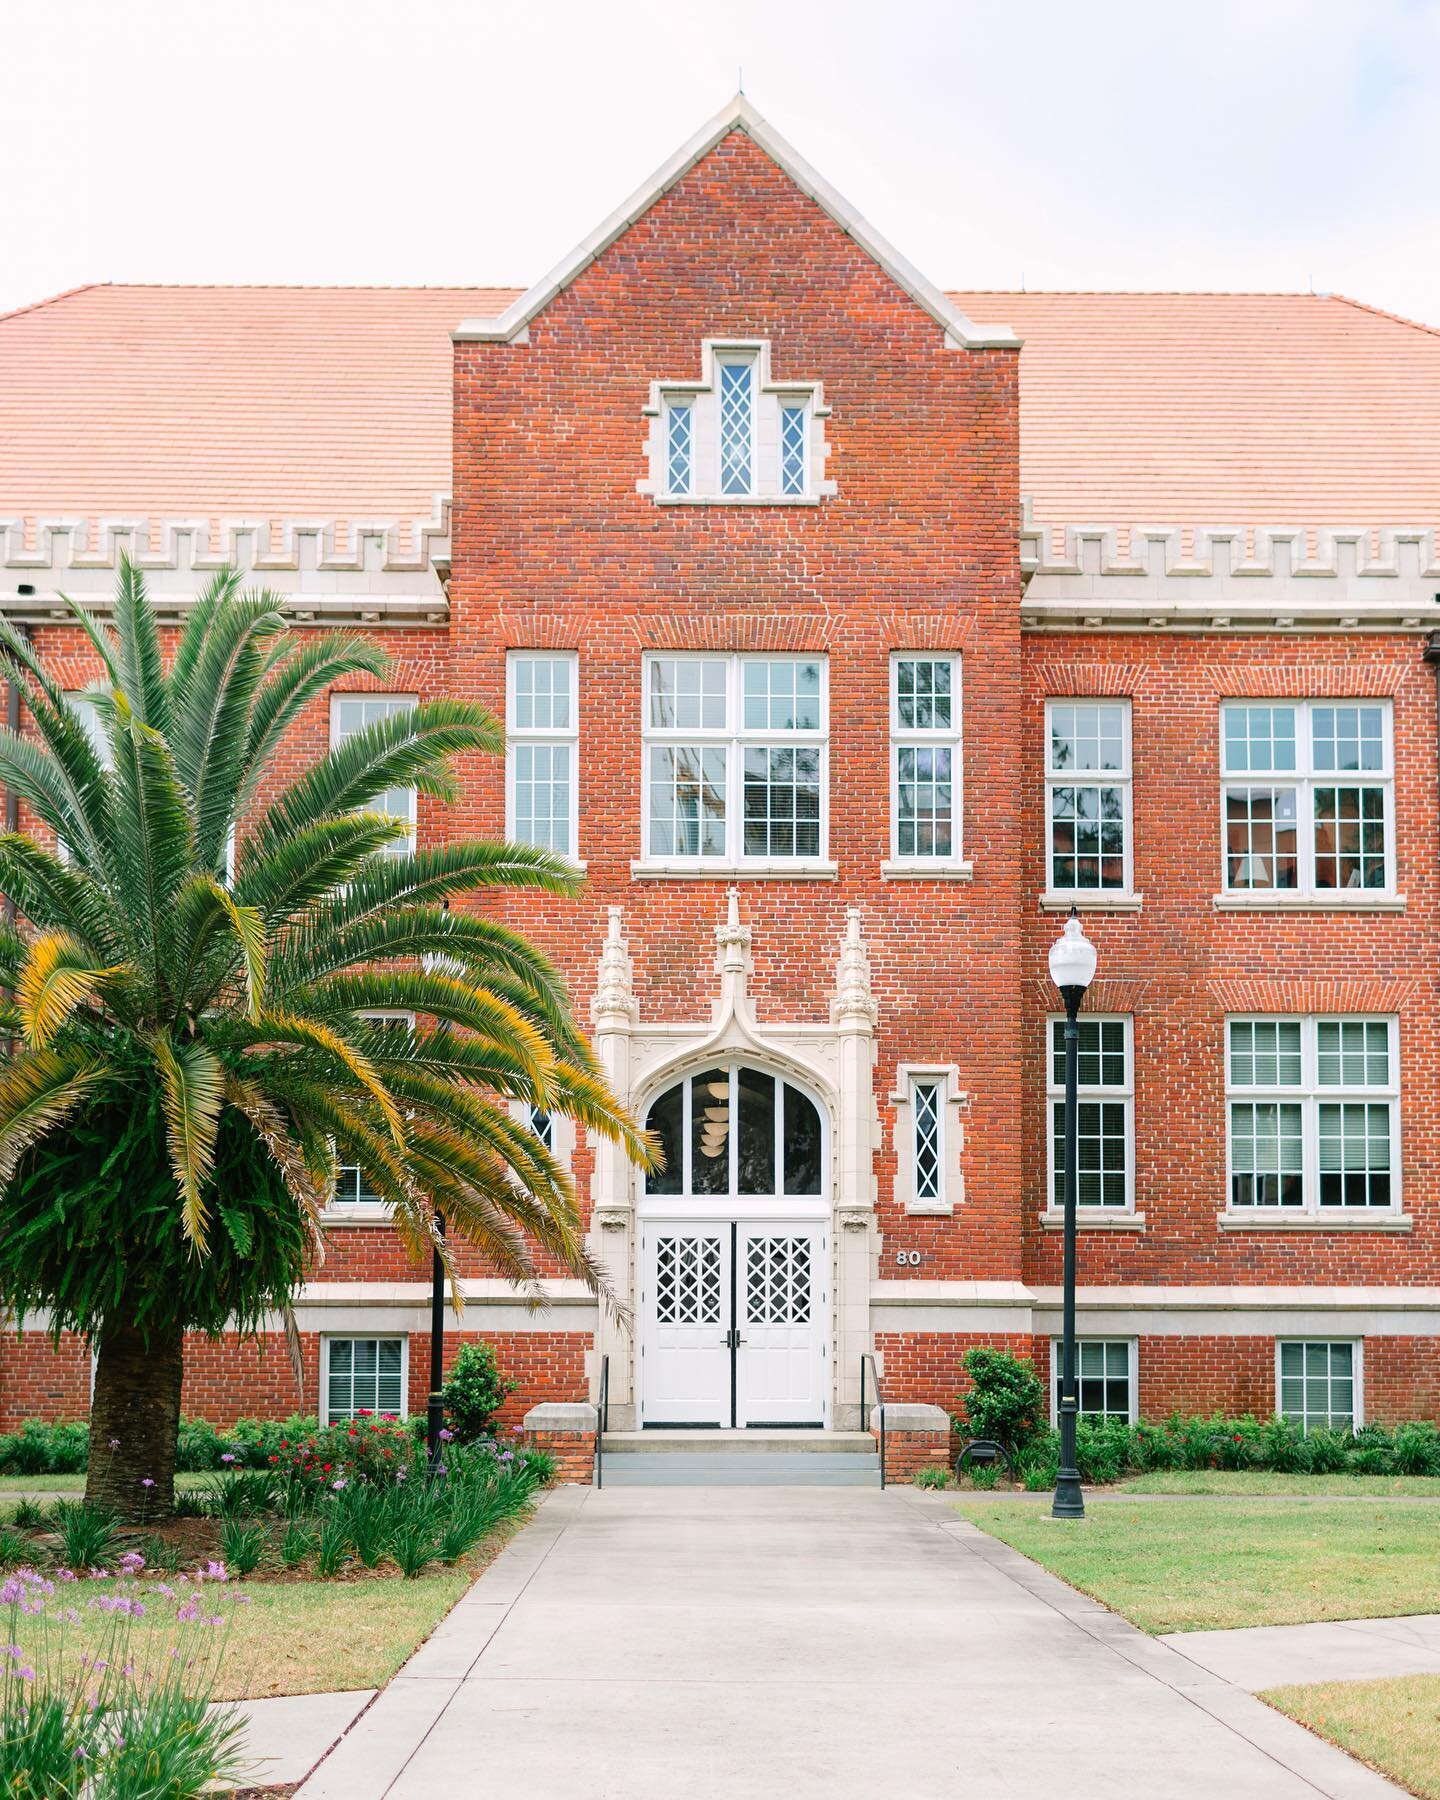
(0, 1558), (247, 1795)
(441, 1341), (517, 1442)
(268, 1414), (417, 1492)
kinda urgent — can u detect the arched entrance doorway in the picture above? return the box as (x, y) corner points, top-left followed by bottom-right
(636, 1064), (830, 1429)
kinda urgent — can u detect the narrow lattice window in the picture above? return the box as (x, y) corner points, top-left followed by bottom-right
(912, 1080), (942, 1201)
(666, 403), (692, 495)
(780, 404), (807, 495)
(719, 360), (754, 496)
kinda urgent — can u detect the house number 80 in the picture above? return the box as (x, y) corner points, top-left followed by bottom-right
(895, 1250), (922, 1267)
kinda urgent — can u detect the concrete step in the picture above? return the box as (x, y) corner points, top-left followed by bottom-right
(601, 1430), (875, 1456)
(599, 1455), (882, 1488)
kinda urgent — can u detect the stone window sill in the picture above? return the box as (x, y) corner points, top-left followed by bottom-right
(321, 1209), (395, 1227)
(1212, 892), (1405, 913)
(1039, 891), (1144, 913)
(1217, 1211), (1413, 1233)
(630, 860), (838, 881)
(904, 1200), (957, 1217)
(882, 860), (974, 882)
(651, 493), (823, 507)
(1040, 1210), (1146, 1232)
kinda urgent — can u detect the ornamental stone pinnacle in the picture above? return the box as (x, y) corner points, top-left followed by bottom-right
(592, 906), (637, 1026)
(832, 907), (878, 1028)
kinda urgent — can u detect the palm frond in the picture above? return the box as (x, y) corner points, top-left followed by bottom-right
(104, 696), (196, 979)
(163, 568), (244, 704)
(111, 555), (171, 734)
(230, 813), (411, 922)
(238, 632), (390, 817)
(0, 1048), (106, 1188)
(149, 1033), (226, 1247)
(0, 835), (125, 964)
(16, 932), (126, 1048)
(239, 1010), (404, 1144)
(55, 590), (121, 683)
(224, 1072), (329, 1249)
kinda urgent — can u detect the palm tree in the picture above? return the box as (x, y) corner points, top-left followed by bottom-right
(0, 561), (649, 1518)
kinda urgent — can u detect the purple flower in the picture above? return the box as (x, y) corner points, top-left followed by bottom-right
(108, 1439), (120, 1451)
(438, 1427), (454, 1441)
(331, 1478), (347, 1491)
(140, 1478), (155, 1490)
(511, 1425), (524, 1434)
(15, 1665), (33, 1682)
(220, 1452), (237, 1465)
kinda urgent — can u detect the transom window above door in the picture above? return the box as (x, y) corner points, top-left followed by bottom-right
(641, 655), (829, 870)
(639, 339), (834, 505)
(644, 1066), (824, 1198)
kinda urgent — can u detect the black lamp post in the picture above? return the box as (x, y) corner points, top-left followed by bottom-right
(426, 1211), (447, 1473)
(1048, 908), (1097, 1521)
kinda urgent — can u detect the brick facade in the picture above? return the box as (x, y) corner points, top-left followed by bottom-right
(3, 112), (1438, 1447)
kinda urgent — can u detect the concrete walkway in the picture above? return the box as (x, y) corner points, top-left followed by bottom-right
(294, 1486), (1405, 1800)
(1166, 1613), (1440, 1692)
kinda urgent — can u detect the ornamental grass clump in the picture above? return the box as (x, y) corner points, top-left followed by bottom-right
(0, 561), (654, 1519)
(49, 1502), (121, 1574)
(0, 1556), (248, 1798)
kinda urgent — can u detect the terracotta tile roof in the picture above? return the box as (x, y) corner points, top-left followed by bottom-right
(0, 283), (520, 526)
(3, 283), (1438, 534)
(949, 290), (1440, 527)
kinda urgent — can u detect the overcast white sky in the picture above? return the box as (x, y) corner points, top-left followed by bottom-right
(7, 0), (1440, 324)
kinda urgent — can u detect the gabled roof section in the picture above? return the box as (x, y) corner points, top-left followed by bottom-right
(453, 96), (1021, 352)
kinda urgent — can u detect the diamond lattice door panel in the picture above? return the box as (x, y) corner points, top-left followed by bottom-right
(736, 1227), (827, 1427)
(640, 1228), (732, 1426)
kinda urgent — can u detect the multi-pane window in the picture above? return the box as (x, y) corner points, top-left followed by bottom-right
(911, 1079), (942, 1203)
(1048, 1016), (1132, 1209)
(332, 1014), (412, 1210)
(643, 655), (826, 864)
(891, 656), (962, 863)
(780, 405), (807, 496)
(1221, 703), (1393, 895)
(507, 653), (578, 860)
(1045, 702), (1131, 893)
(331, 695), (417, 856)
(666, 403), (693, 496)
(1226, 1017), (1398, 1212)
(1051, 1340), (1136, 1423)
(718, 359), (755, 496)
(1278, 1341), (1358, 1433)
(325, 1337), (405, 1424)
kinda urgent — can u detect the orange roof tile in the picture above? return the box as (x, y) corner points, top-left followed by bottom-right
(949, 290), (1440, 526)
(0, 284), (519, 526)
(3, 283), (1439, 533)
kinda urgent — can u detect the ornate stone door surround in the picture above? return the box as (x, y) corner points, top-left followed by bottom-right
(587, 892), (879, 1429)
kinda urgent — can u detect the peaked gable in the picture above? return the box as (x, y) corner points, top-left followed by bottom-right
(454, 97), (1019, 353)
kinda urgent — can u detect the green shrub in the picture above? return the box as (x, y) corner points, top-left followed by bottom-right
(911, 1465), (951, 1491)
(11, 1498), (48, 1531)
(219, 1516), (268, 1577)
(225, 1413), (319, 1469)
(174, 1416), (229, 1472)
(1260, 1415), (1308, 1473)
(517, 1445), (555, 1485)
(1129, 1420), (1180, 1472)
(0, 1417), (90, 1475)
(1392, 1421), (1440, 1476)
(51, 1499), (121, 1571)
(272, 1416), (415, 1492)
(1302, 1427), (1353, 1475)
(280, 1518), (318, 1567)
(1074, 1416), (1133, 1486)
(442, 1340), (518, 1443)
(0, 1526), (29, 1567)
(953, 1347), (1047, 1452)
(1015, 1429), (1060, 1491)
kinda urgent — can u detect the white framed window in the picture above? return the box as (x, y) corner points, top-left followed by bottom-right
(506, 653), (579, 861)
(1045, 701), (1132, 895)
(1277, 1340), (1361, 1433)
(329, 1013), (413, 1216)
(641, 654), (827, 867)
(528, 1103), (554, 1152)
(890, 1065), (966, 1215)
(322, 1335), (407, 1424)
(331, 694), (417, 856)
(1226, 1016), (1399, 1213)
(644, 339), (831, 505)
(1047, 1015), (1133, 1211)
(1049, 1339), (1137, 1424)
(889, 655), (963, 866)
(1221, 702), (1394, 897)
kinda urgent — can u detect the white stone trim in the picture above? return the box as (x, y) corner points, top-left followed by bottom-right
(453, 96), (1019, 352)
(1019, 507), (1440, 632)
(1040, 1211), (1147, 1232)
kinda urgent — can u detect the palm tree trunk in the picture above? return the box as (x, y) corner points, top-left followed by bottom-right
(85, 1319), (183, 1520)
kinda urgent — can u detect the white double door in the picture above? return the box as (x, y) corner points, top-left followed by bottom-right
(639, 1219), (829, 1429)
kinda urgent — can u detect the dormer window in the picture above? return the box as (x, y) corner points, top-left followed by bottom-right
(643, 339), (833, 506)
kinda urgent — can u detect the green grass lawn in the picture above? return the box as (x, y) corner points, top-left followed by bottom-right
(1265, 1673), (1440, 1799)
(958, 1498), (1440, 1632)
(1115, 1470), (1440, 1498)
(0, 1472), (211, 1499)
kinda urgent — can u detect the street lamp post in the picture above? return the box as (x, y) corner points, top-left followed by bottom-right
(1048, 909), (1097, 1521)
(426, 1212), (447, 1473)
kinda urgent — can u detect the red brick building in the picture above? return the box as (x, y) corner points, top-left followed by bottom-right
(4, 98), (1440, 1440)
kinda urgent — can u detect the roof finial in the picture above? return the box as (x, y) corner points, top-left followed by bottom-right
(738, 64), (745, 95)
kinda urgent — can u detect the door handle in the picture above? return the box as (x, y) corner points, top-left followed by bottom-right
(721, 1328), (748, 1350)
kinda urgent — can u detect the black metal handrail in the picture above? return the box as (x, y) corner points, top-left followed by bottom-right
(860, 1352), (886, 1488)
(594, 1355), (609, 1490)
